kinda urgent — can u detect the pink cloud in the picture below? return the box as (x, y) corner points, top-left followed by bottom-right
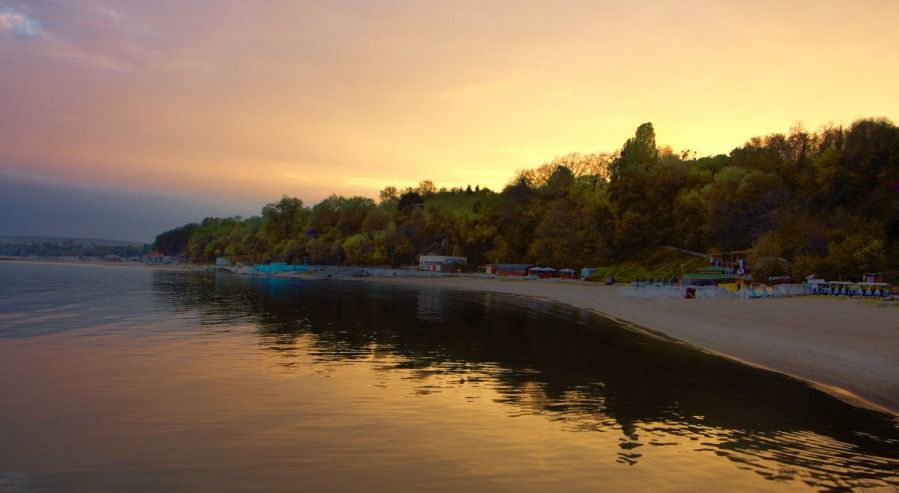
(0, 8), (41, 37)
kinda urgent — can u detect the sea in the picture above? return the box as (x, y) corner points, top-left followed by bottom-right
(0, 262), (896, 492)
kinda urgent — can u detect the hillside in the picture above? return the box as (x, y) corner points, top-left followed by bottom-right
(0, 235), (145, 247)
(585, 247), (709, 283)
(153, 118), (899, 283)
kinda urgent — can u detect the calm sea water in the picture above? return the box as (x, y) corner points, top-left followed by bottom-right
(0, 262), (896, 492)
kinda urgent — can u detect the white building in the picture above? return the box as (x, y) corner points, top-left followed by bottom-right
(419, 255), (467, 272)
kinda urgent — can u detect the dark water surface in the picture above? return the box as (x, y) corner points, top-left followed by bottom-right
(0, 262), (896, 492)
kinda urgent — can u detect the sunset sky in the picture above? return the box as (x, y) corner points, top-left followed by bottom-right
(2, 0), (898, 239)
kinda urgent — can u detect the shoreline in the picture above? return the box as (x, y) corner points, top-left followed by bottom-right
(0, 256), (199, 273)
(356, 276), (899, 416)
(4, 258), (897, 415)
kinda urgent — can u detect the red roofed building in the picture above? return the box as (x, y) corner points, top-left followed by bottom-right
(143, 252), (166, 264)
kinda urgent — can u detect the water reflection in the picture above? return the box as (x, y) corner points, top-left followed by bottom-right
(152, 271), (898, 492)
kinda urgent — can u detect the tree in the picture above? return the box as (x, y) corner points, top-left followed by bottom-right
(154, 223), (199, 255)
(148, 118), (899, 284)
(614, 210), (655, 256)
(543, 165), (575, 199)
(362, 207), (390, 234)
(749, 232), (788, 280)
(417, 179), (437, 195)
(397, 191), (424, 211)
(261, 196), (306, 245)
(824, 234), (887, 278)
(343, 234), (373, 265)
(379, 186), (399, 203)
(518, 153), (612, 188)
(529, 198), (610, 267)
(610, 122), (659, 180)
(335, 196), (376, 236)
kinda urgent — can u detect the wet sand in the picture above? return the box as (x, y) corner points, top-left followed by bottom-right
(362, 276), (899, 415)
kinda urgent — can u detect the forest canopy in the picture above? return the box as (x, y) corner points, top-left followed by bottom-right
(155, 118), (899, 281)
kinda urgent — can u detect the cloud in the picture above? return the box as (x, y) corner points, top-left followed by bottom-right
(0, 8), (41, 37)
(0, 4), (137, 70)
(100, 8), (120, 20)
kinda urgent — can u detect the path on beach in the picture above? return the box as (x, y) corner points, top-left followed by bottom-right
(363, 276), (899, 414)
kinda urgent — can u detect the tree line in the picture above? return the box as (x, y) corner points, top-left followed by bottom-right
(0, 241), (150, 258)
(155, 118), (899, 281)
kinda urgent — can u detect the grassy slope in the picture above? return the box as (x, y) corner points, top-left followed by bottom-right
(586, 247), (708, 283)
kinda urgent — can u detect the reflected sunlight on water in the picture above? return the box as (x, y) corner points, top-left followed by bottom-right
(0, 262), (896, 492)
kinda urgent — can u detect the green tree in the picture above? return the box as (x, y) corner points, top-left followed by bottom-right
(610, 122), (659, 180)
(154, 223), (199, 255)
(261, 196), (307, 245)
(824, 234), (887, 278)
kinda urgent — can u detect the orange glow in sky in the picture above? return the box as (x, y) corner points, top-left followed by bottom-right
(1, 0), (897, 204)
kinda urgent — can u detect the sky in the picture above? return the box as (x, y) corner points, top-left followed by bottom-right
(0, 174), (248, 242)
(1, 0), (898, 240)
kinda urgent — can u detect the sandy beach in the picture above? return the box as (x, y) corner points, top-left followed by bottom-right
(361, 276), (899, 415)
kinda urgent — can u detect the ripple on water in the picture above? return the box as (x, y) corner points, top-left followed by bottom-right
(0, 263), (897, 492)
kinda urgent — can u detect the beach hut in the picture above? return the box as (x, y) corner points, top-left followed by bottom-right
(492, 264), (532, 276)
(143, 252), (165, 264)
(806, 278), (826, 294)
(419, 255), (468, 272)
(529, 266), (557, 279)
